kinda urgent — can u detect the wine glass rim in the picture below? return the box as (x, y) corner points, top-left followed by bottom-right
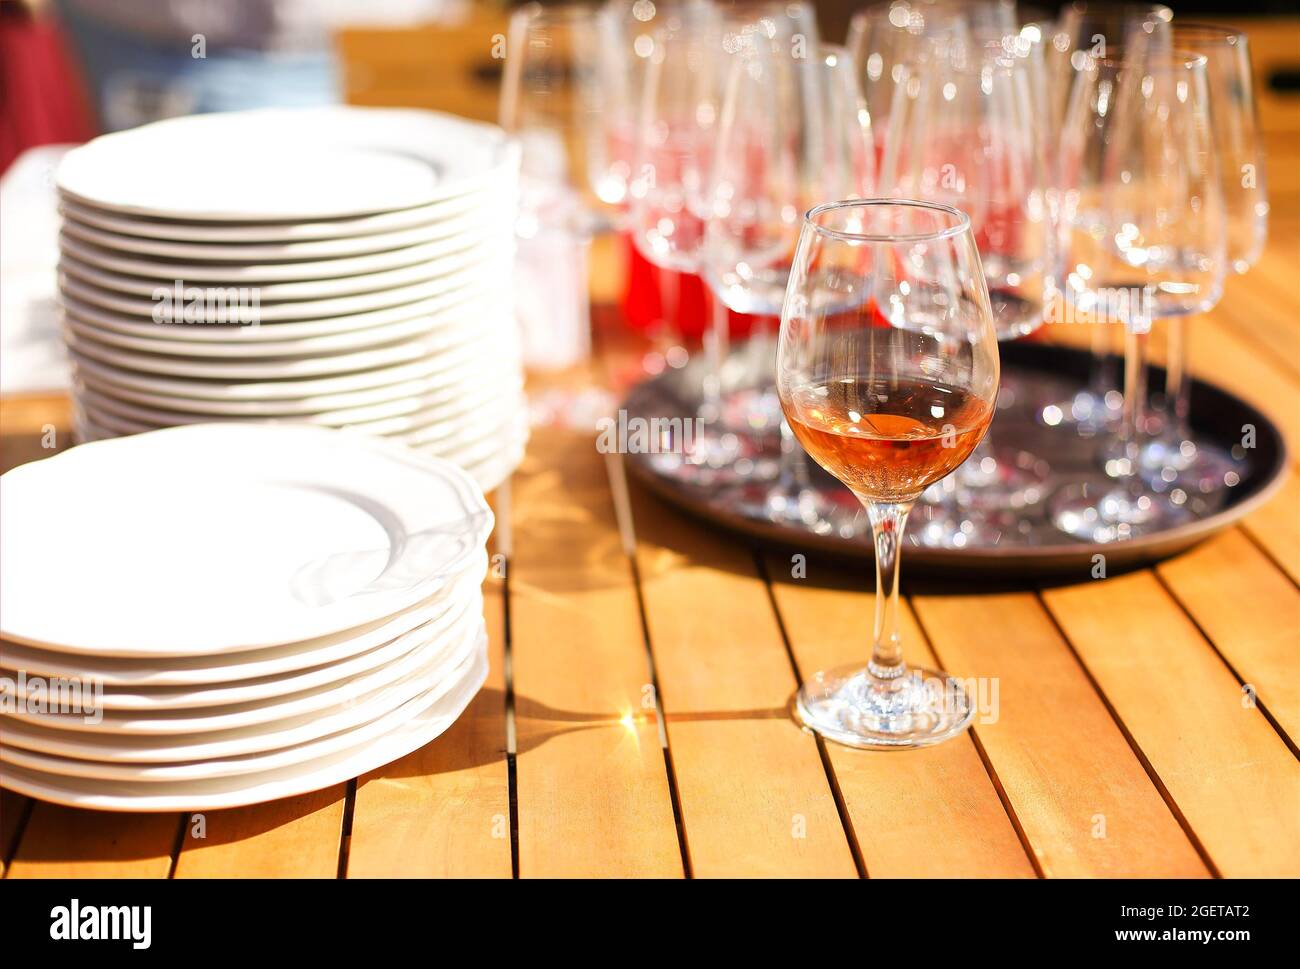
(804, 198), (971, 244)
(1089, 49), (1210, 72)
(1174, 22), (1249, 44)
(1062, 0), (1173, 19)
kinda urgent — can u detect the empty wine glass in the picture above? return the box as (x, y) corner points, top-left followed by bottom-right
(703, 39), (875, 529)
(881, 40), (1054, 544)
(777, 199), (999, 749)
(848, 0), (969, 160)
(1139, 23), (1269, 495)
(1037, 1), (1172, 433)
(1050, 51), (1226, 543)
(500, 3), (616, 370)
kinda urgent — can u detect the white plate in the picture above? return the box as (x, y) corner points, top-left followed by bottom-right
(62, 309), (509, 381)
(0, 643), (488, 811)
(75, 372), (522, 435)
(0, 634), (486, 783)
(59, 198), (511, 261)
(58, 274), (501, 340)
(71, 356), (521, 419)
(57, 253), (510, 322)
(0, 615), (483, 761)
(69, 409), (530, 494)
(76, 395), (527, 461)
(3, 597), (481, 735)
(0, 424), (494, 655)
(65, 330), (518, 400)
(56, 107), (516, 221)
(58, 223), (508, 283)
(62, 297), (501, 359)
(58, 241), (505, 301)
(0, 555), (485, 686)
(56, 183), (509, 244)
(0, 594), (482, 711)
(458, 439), (527, 495)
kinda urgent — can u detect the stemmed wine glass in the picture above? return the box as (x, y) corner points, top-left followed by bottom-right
(848, 1), (970, 157)
(500, 3), (624, 371)
(777, 199), (1000, 749)
(1037, 1), (1173, 432)
(628, 1), (750, 481)
(881, 39), (1054, 546)
(1050, 51), (1226, 543)
(703, 40), (876, 531)
(1139, 23), (1269, 495)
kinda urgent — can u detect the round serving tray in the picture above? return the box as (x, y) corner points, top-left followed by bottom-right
(622, 340), (1289, 577)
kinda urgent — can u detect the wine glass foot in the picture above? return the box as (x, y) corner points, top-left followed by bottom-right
(910, 498), (1008, 548)
(954, 445), (1051, 511)
(1050, 481), (1191, 544)
(795, 662), (975, 750)
(725, 480), (864, 537)
(1139, 437), (1244, 497)
(645, 427), (777, 488)
(1038, 389), (1122, 436)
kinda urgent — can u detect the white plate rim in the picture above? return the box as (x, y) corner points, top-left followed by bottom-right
(55, 107), (518, 221)
(0, 424), (494, 655)
(0, 638), (488, 807)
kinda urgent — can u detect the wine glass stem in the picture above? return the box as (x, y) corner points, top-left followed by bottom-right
(1164, 315), (1192, 443)
(700, 290), (730, 419)
(864, 499), (913, 680)
(1121, 317), (1151, 496)
(1089, 321), (1119, 402)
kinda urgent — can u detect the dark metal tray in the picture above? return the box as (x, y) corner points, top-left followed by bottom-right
(622, 341), (1289, 577)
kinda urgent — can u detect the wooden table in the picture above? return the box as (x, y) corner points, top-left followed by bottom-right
(1, 22), (1298, 882)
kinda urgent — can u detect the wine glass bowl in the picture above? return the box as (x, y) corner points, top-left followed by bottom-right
(1050, 50), (1227, 543)
(777, 199), (999, 748)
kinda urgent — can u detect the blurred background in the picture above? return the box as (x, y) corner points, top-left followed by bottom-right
(4, 0), (1297, 158)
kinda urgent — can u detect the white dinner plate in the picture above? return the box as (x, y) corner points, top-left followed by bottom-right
(62, 297), (501, 359)
(58, 241), (505, 302)
(57, 252), (511, 322)
(0, 615), (484, 761)
(3, 598), (481, 735)
(64, 329), (518, 400)
(70, 413), (528, 494)
(59, 197), (512, 261)
(56, 107), (516, 221)
(56, 181), (510, 244)
(459, 439), (527, 495)
(0, 554), (486, 686)
(74, 370), (522, 435)
(0, 595), (483, 711)
(0, 424), (494, 655)
(79, 384), (524, 447)
(70, 354), (521, 419)
(58, 274), (502, 342)
(62, 308), (509, 380)
(75, 396), (527, 464)
(0, 634), (486, 784)
(58, 222), (507, 283)
(0, 642), (488, 811)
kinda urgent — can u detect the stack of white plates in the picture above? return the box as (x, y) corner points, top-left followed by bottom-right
(0, 424), (495, 811)
(54, 107), (527, 493)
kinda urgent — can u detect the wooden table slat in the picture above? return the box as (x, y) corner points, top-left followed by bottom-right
(765, 553), (1037, 878)
(628, 487), (859, 878)
(508, 428), (683, 878)
(1157, 528), (1300, 748)
(345, 558), (512, 878)
(1042, 572), (1300, 878)
(910, 591), (1210, 877)
(6, 806), (180, 879)
(1242, 474), (1300, 586)
(174, 786), (346, 879)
